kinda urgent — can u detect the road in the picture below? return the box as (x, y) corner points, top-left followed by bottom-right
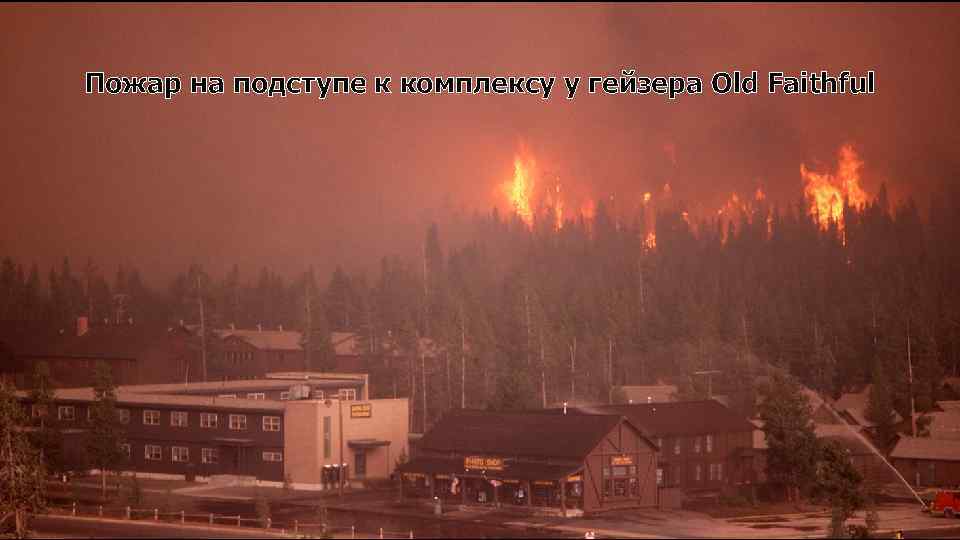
(29, 515), (295, 539)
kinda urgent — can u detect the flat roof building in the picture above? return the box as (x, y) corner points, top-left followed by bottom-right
(17, 376), (406, 490)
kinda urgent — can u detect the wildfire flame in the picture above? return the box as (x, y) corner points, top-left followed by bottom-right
(801, 145), (868, 232)
(644, 232), (657, 249)
(504, 154), (536, 226)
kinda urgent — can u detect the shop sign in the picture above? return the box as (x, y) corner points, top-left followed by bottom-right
(350, 403), (372, 418)
(611, 455), (634, 466)
(464, 456), (504, 471)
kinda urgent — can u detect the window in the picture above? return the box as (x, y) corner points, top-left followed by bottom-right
(218, 394), (237, 399)
(262, 451), (283, 462)
(708, 463), (716, 481)
(202, 448), (218, 464)
(695, 464), (702, 482)
(311, 389), (325, 400)
(656, 468), (663, 486)
(57, 405), (75, 421)
(673, 439), (681, 455)
(323, 416), (331, 458)
(120, 443), (131, 459)
(172, 446), (190, 463)
(706, 434), (713, 453)
(279, 391), (290, 401)
(656, 437), (662, 450)
(144, 445), (162, 461)
(246, 392), (265, 400)
(87, 407), (95, 423)
(694, 437), (701, 454)
(118, 408), (130, 424)
(200, 412), (218, 428)
(171, 411), (188, 427)
(717, 463), (723, 481)
(143, 410), (160, 425)
(229, 414), (247, 431)
(338, 388), (357, 401)
(262, 416), (281, 432)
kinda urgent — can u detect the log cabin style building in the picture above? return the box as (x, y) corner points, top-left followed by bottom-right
(548, 400), (757, 493)
(397, 409), (659, 516)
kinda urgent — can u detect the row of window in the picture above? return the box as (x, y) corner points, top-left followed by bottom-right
(139, 444), (282, 464)
(657, 434), (715, 456)
(45, 405), (281, 432)
(277, 388), (357, 401)
(655, 463), (725, 485)
(216, 388), (358, 401)
(143, 410), (281, 432)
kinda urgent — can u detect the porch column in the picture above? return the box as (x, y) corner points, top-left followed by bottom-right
(493, 481), (499, 507)
(525, 481), (532, 507)
(461, 477), (468, 505)
(398, 473), (404, 502)
(429, 475), (435, 499)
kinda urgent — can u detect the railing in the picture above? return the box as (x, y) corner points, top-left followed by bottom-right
(44, 502), (416, 538)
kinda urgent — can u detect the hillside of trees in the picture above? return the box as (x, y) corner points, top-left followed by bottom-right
(2, 181), (960, 430)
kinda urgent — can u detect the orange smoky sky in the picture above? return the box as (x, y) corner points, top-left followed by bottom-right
(1, 4), (959, 281)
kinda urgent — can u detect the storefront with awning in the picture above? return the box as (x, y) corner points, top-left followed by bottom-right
(397, 410), (659, 515)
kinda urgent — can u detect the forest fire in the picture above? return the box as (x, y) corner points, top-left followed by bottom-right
(801, 144), (868, 232)
(504, 154), (536, 226)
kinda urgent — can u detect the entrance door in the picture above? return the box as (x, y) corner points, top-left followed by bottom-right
(220, 446), (239, 474)
(354, 449), (367, 478)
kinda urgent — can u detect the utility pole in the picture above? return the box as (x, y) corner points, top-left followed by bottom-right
(569, 337), (577, 402)
(338, 397), (344, 497)
(304, 274), (312, 372)
(460, 302), (466, 410)
(907, 320), (917, 437)
(197, 274), (207, 382)
(422, 351), (428, 433)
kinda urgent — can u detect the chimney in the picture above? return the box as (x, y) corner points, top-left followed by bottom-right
(257, 323), (262, 332)
(562, 401), (568, 415)
(278, 324), (283, 332)
(647, 396), (653, 403)
(229, 323), (235, 331)
(76, 316), (89, 337)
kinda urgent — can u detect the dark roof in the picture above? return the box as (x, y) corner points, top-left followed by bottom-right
(9, 324), (192, 360)
(398, 456), (581, 481)
(417, 409), (643, 460)
(546, 400), (755, 437)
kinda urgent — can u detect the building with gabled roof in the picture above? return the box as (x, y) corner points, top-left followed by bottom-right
(397, 409), (658, 515)
(891, 436), (960, 488)
(545, 400), (756, 492)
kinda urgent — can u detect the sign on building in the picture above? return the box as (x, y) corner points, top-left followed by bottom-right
(464, 456), (505, 471)
(350, 403), (372, 418)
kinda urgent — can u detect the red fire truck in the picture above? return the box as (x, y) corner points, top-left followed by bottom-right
(931, 490), (960, 518)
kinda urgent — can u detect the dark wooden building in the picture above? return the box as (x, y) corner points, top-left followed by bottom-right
(552, 400), (756, 492)
(2, 321), (200, 389)
(397, 409), (658, 516)
(19, 386), (287, 482)
(891, 437), (960, 488)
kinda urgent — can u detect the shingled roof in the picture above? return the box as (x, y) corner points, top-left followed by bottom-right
(891, 437), (960, 462)
(418, 409), (647, 460)
(547, 400), (755, 437)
